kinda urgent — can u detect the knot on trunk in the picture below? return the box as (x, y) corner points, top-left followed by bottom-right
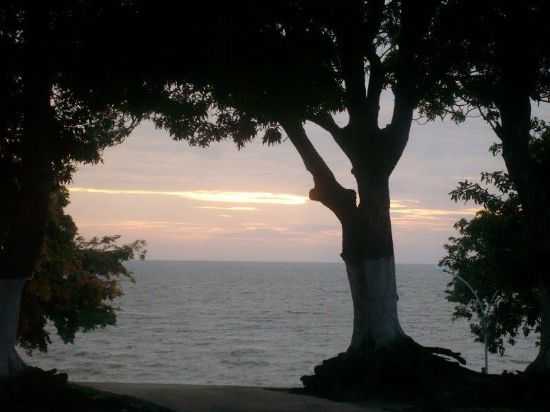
(309, 185), (356, 212)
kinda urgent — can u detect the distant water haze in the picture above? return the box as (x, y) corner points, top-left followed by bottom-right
(27, 261), (536, 387)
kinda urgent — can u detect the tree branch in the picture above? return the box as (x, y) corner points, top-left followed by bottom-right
(381, 1), (438, 173)
(307, 111), (342, 138)
(279, 117), (356, 221)
(336, 0), (369, 124)
(378, 90), (414, 174)
(306, 111), (354, 158)
(477, 106), (502, 138)
(363, 0), (385, 131)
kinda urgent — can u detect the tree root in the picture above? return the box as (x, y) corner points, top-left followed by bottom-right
(424, 345), (466, 365)
(300, 337), (550, 410)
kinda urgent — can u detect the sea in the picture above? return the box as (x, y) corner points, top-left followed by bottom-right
(24, 261), (537, 387)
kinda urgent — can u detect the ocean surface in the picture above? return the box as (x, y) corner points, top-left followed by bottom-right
(25, 261), (536, 387)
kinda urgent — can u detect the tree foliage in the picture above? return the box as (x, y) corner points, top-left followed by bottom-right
(0, 1), (146, 280)
(441, 121), (550, 356)
(124, 1), (452, 148)
(18, 189), (146, 354)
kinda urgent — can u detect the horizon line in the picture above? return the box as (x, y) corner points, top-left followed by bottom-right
(126, 258), (439, 266)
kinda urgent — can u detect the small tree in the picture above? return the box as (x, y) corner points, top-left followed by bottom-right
(17, 189), (146, 354)
(440, 131), (549, 362)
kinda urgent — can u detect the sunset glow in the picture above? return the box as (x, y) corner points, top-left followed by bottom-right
(197, 206), (258, 211)
(69, 187), (307, 205)
(66, 115), (504, 263)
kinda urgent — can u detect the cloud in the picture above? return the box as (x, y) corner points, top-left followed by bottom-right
(197, 206), (258, 211)
(69, 187), (307, 205)
(74, 201), (476, 235)
(389, 199), (477, 229)
(390, 200), (421, 208)
(76, 220), (194, 230)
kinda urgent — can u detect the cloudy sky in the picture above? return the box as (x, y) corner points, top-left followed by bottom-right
(67, 99), (546, 263)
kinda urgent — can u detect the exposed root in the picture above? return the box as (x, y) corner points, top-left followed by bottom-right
(424, 345), (466, 365)
(300, 337), (550, 409)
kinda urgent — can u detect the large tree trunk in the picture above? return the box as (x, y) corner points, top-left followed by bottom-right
(0, 179), (51, 380)
(280, 119), (411, 358)
(0, 184), (50, 380)
(0, 0), (54, 380)
(497, 97), (550, 375)
(0, 278), (27, 378)
(343, 174), (405, 355)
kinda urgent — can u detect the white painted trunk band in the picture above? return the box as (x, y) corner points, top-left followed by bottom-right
(345, 256), (404, 352)
(0, 278), (27, 377)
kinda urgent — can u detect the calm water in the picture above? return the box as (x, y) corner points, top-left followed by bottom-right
(25, 261), (536, 387)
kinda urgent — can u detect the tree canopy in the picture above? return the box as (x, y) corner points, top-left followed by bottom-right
(0, 1), (143, 280)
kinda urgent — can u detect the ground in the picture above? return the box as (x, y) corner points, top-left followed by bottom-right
(1, 366), (546, 412)
(0, 369), (170, 412)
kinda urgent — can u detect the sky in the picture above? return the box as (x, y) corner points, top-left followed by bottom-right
(66, 98), (546, 264)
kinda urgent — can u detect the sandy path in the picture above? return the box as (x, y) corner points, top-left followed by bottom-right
(82, 382), (397, 412)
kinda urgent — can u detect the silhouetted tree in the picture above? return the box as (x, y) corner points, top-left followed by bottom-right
(440, 137), (549, 359)
(433, 0), (550, 375)
(142, 1), (467, 389)
(1, 0), (223, 379)
(0, 1), (141, 377)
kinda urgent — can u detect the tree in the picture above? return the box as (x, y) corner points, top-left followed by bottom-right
(440, 142), (543, 360)
(141, 1), (467, 390)
(1, 0), (223, 378)
(435, 0), (550, 374)
(18, 189), (146, 354)
(0, 1), (141, 377)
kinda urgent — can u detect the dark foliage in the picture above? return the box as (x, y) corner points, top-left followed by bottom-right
(441, 121), (550, 356)
(18, 189), (146, 353)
